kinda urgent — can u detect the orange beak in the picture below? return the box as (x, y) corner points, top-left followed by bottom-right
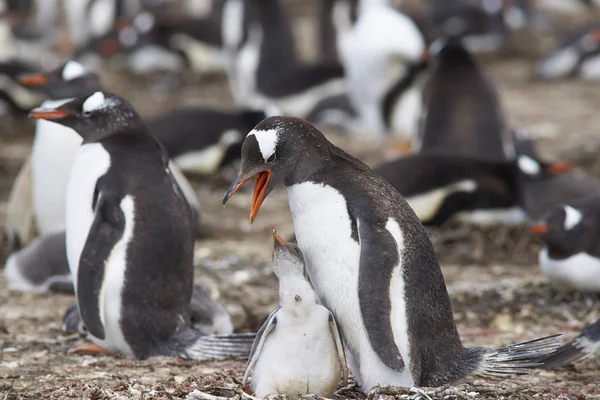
(421, 49), (431, 62)
(548, 161), (574, 175)
(529, 223), (550, 234)
(18, 74), (48, 86)
(223, 169), (272, 224)
(589, 30), (600, 41)
(28, 108), (70, 120)
(273, 230), (286, 245)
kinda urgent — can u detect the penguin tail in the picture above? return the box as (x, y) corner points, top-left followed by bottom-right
(176, 330), (257, 361)
(539, 332), (600, 369)
(474, 334), (562, 378)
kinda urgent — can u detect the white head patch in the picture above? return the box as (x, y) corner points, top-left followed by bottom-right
(83, 91), (109, 112)
(248, 128), (278, 162)
(62, 61), (88, 81)
(518, 155), (541, 176)
(564, 205), (583, 230)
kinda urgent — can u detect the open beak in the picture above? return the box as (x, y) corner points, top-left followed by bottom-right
(28, 107), (69, 120)
(273, 230), (286, 246)
(548, 161), (574, 175)
(529, 222), (550, 234)
(223, 169), (272, 224)
(18, 73), (48, 86)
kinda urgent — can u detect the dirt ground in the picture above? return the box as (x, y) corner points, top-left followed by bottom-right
(2, 3), (600, 400)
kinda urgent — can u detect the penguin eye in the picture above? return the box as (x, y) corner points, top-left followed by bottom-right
(83, 111), (91, 117)
(267, 154), (276, 163)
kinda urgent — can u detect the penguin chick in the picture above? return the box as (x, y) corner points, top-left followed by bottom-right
(541, 319), (600, 369)
(29, 92), (253, 360)
(244, 231), (347, 400)
(529, 198), (600, 293)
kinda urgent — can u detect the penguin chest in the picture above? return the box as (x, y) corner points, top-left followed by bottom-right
(539, 249), (600, 293)
(65, 143), (111, 279)
(287, 183), (362, 350)
(31, 117), (83, 234)
(252, 306), (341, 399)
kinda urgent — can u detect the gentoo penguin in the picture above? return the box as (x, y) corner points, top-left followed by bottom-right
(146, 108), (265, 175)
(4, 231), (73, 294)
(541, 319), (600, 369)
(428, 0), (508, 53)
(515, 130), (600, 220)
(243, 231), (348, 399)
(223, 116), (561, 389)
(317, 0), (358, 65)
(29, 92), (253, 359)
(13, 61), (200, 239)
(342, 5), (428, 138)
(374, 152), (525, 226)
(415, 38), (515, 161)
(529, 197), (600, 293)
(63, 283), (234, 336)
(537, 22), (600, 81)
(223, 0), (346, 118)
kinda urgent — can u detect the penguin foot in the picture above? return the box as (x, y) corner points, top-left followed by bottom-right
(383, 139), (413, 159)
(69, 343), (110, 355)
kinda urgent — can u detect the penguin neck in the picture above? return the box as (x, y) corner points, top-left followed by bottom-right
(278, 275), (317, 311)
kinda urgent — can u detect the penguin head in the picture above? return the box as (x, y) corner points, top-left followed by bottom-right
(529, 204), (587, 254)
(18, 60), (101, 100)
(223, 116), (327, 223)
(28, 91), (140, 143)
(517, 155), (574, 180)
(271, 230), (304, 279)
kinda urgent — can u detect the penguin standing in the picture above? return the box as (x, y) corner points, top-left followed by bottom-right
(243, 231), (347, 399)
(541, 319), (600, 369)
(529, 197), (600, 293)
(29, 92), (253, 359)
(223, 116), (561, 390)
(415, 38), (514, 161)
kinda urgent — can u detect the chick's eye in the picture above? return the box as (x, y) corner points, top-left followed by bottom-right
(267, 153), (276, 163)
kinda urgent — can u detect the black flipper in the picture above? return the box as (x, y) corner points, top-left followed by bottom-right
(541, 320), (600, 369)
(357, 219), (405, 372)
(77, 192), (126, 340)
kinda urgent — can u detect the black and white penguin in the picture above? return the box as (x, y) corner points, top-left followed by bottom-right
(537, 22), (600, 81)
(4, 231), (72, 294)
(374, 152), (525, 226)
(541, 319), (600, 369)
(28, 92), (253, 359)
(10, 61), (200, 243)
(415, 38), (515, 161)
(63, 283), (234, 336)
(146, 108), (265, 176)
(243, 231), (347, 399)
(223, 116), (560, 390)
(317, 0), (358, 65)
(529, 197), (600, 293)
(223, 0), (346, 118)
(515, 129), (600, 220)
(342, 4), (428, 138)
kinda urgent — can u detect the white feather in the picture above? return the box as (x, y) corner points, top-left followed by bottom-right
(89, 0), (117, 38)
(287, 182), (414, 391)
(580, 55), (600, 80)
(62, 61), (88, 81)
(563, 205), (583, 230)
(518, 155), (541, 176)
(173, 130), (242, 174)
(248, 128), (278, 161)
(453, 206), (527, 226)
(0, 75), (44, 110)
(539, 249), (600, 293)
(263, 78), (347, 117)
(4, 253), (72, 293)
(83, 92), (107, 112)
(405, 180), (477, 223)
(537, 47), (579, 79)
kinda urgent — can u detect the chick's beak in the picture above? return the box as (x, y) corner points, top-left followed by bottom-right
(223, 169), (272, 224)
(18, 73), (48, 86)
(273, 230), (286, 246)
(529, 222), (550, 234)
(28, 107), (69, 120)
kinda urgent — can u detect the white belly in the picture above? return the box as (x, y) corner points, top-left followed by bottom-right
(32, 107), (82, 235)
(252, 306), (341, 399)
(390, 85), (422, 141)
(539, 249), (600, 293)
(266, 78), (347, 117)
(287, 182), (414, 390)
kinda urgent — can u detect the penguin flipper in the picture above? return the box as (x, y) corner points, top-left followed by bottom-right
(328, 312), (348, 385)
(541, 320), (600, 369)
(242, 306), (280, 385)
(357, 219), (405, 372)
(77, 192), (126, 340)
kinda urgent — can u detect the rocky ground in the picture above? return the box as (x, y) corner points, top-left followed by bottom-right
(2, 2), (600, 399)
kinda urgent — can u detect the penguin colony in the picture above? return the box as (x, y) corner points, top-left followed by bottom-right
(1, 0), (600, 398)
